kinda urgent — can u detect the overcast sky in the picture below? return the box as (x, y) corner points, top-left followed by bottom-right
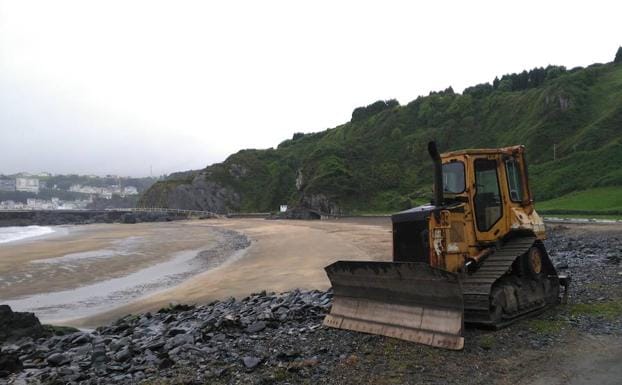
(1, 1), (620, 177)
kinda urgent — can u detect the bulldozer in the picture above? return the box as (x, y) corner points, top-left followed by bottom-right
(323, 142), (569, 350)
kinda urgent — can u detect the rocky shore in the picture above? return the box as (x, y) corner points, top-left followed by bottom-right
(1, 225), (621, 384)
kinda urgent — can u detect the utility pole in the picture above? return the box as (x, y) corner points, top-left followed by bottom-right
(150, 165), (153, 178)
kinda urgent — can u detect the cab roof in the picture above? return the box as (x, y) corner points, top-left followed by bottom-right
(441, 145), (524, 158)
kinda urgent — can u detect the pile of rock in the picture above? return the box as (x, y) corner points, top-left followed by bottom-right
(1, 290), (337, 384)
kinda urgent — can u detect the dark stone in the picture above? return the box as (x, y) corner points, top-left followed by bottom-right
(246, 321), (267, 334)
(114, 347), (132, 362)
(242, 356), (262, 369)
(0, 305), (46, 343)
(276, 350), (301, 361)
(164, 333), (194, 351)
(212, 367), (228, 377)
(158, 356), (174, 370)
(121, 213), (137, 224)
(47, 353), (69, 366)
(109, 337), (130, 352)
(0, 351), (23, 377)
(158, 304), (195, 314)
(91, 345), (107, 366)
(71, 333), (92, 345)
(143, 339), (166, 351)
(167, 328), (187, 337)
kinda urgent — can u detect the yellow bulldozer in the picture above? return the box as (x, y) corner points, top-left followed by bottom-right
(324, 142), (569, 350)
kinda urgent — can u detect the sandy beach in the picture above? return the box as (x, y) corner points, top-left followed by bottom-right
(0, 218), (392, 327)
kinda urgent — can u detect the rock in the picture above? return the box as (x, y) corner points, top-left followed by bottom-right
(46, 353), (69, 366)
(140, 173), (241, 213)
(0, 351), (23, 377)
(158, 356), (174, 370)
(121, 213), (137, 224)
(91, 345), (107, 366)
(242, 356), (262, 369)
(109, 337), (130, 352)
(71, 333), (92, 345)
(114, 347), (132, 362)
(166, 328), (187, 337)
(58, 366), (76, 376)
(74, 342), (93, 356)
(246, 321), (267, 334)
(143, 339), (166, 351)
(211, 367), (228, 377)
(0, 305), (46, 343)
(164, 333), (194, 351)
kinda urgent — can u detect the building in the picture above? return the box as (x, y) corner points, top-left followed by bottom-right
(0, 179), (16, 192)
(16, 178), (40, 193)
(123, 186), (139, 195)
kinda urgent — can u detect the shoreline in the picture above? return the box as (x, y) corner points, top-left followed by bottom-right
(68, 218), (393, 327)
(0, 221), (249, 326)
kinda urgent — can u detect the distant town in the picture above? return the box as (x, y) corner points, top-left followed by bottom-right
(0, 172), (157, 210)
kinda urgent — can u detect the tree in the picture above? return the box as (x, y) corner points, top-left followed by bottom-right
(463, 83), (493, 98)
(351, 99), (399, 122)
(497, 78), (512, 92)
(615, 46), (622, 64)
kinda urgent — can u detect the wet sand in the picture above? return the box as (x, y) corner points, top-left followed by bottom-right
(0, 221), (247, 323)
(71, 217), (393, 327)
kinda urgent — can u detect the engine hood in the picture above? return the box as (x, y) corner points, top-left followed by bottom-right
(391, 204), (439, 224)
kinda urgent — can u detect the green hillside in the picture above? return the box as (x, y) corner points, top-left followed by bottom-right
(140, 52), (622, 214)
(538, 187), (622, 215)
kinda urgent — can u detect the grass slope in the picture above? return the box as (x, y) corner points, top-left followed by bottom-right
(537, 187), (622, 216)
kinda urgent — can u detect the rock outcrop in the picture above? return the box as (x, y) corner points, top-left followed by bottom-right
(0, 305), (45, 343)
(139, 173), (241, 214)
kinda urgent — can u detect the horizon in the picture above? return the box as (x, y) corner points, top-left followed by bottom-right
(1, 0), (620, 177)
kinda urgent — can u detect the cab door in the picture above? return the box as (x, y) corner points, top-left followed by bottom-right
(471, 156), (506, 242)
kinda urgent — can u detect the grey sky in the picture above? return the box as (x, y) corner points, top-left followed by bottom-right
(1, 0), (620, 177)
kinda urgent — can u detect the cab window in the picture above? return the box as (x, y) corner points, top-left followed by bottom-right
(474, 159), (502, 231)
(442, 161), (465, 194)
(505, 158), (524, 202)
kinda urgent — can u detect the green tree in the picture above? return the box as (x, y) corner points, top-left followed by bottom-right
(615, 46), (622, 64)
(390, 127), (402, 140)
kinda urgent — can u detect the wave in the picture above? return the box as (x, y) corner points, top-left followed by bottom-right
(0, 226), (55, 244)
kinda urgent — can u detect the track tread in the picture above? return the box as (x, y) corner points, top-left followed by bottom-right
(462, 236), (539, 326)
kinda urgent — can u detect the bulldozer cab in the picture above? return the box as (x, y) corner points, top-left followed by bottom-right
(436, 145), (542, 245)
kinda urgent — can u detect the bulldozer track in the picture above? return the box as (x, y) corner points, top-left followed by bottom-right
(462, 236), (548, 326)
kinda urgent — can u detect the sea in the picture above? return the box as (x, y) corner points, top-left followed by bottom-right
(0, 225), (55, 244)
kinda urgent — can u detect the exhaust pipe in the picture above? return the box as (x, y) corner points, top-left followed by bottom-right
(427, 141), (444, 207)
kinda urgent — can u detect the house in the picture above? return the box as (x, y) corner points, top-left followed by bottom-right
(16, 178), (40, 193)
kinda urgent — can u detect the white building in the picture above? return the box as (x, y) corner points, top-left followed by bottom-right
(16, 178), (40, 193)
(123, 186), (139, 195)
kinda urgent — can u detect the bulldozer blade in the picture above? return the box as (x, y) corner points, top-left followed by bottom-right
(324, 261), (465, 350)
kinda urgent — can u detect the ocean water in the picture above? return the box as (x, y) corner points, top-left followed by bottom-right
(0, 225), (55, 244)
